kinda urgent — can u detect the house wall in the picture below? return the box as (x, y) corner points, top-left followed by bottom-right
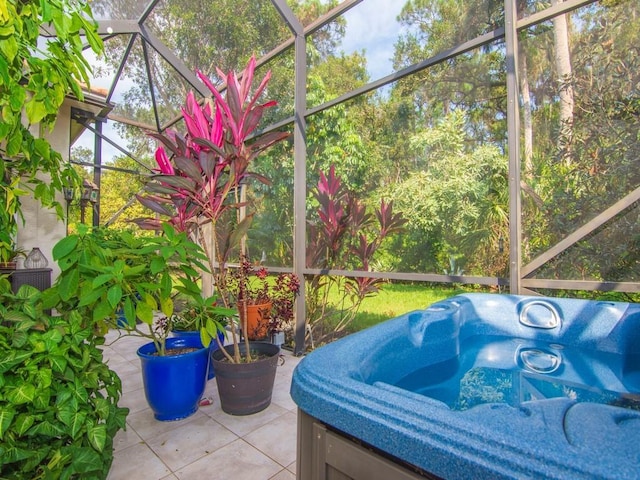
(16, 102), (72, 283)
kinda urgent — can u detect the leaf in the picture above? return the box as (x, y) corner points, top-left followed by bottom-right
(124, 296), (136, 326)
(64, 447), (101, 474)
(174, 156), (204, 184)
(107, 285), (122, 308)
(11, 330), (28, 348)
(0, 350), (32, 373)
(150, 174), (197, 192)
(25, 97), (48, 125)
(159, 296), (173, 317)
(0, 406), (15, 440)
(136, 302), (153, 324)
(6, 384), (36, 404)
(49, 355), (68, 373)
(13, 413), (35, 436)
(93, 398), (110, 420)
(92, 273), (114, 289)
(73, 378), (88, 403)
(199, 327), (211, 347)
(136, 195), (174, 216)
(150, 256), (165, 274)
(88, 424), (107, 452)
(77, 286), (105, 307)
(160, 272), (172, 297)
(52, 235), (78, 261)
(58, 268), (79, 302)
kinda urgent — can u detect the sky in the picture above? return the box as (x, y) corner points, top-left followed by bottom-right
(74, 0), (408, 166)
(339, 0), (406, 81)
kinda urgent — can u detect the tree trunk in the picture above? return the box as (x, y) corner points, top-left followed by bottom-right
(552, 0), (575, 163)
(519, 48), (534, 176)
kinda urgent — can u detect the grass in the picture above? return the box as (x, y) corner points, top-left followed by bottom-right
(346, 283), (475, 332)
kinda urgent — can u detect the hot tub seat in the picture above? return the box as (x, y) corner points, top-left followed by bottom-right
(291, 293), (640, 479)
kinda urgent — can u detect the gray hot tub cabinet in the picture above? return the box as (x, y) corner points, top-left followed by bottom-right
(297, 409), (434, 480)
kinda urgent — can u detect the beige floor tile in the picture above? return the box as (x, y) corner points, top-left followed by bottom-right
(243, 411), (298, 467)
(107, 353), (140, 377)
(127, 406), (208, 439)
(119, 386), (150, 415)
(271, 378), (297, 411)
(270, 469), (296, 480)
(119, 369), (145, 394)
(107, 442), (170, 480)
(145, 415), (238, 471)
(205, 401), (289, 437)
(174, 439), (282, 480)
(112, 423), (143, 453)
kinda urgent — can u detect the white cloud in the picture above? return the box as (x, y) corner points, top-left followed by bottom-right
(340, 0), (406, 80)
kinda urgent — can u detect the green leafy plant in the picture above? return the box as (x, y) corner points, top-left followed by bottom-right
(43, 224), (231, 356)
(172, 294), (233, 336)
(0, 245), (27, 268)
(0, 0), (103, 263)
(0, 279), (128, 479)
(133, 56), (290, 363)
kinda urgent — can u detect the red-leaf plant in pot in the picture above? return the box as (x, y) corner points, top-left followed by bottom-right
(133, 56), (290, 364)
(227, 255), (300, 342)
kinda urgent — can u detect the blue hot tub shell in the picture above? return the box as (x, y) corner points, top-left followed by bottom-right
(291, 293), (640, 479)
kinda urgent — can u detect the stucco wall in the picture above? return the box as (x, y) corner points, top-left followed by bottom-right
(16, 103), (72, 283)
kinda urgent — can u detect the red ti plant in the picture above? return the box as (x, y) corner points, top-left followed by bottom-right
(133, 57), (290, 363)
(306, 165), (406, 344)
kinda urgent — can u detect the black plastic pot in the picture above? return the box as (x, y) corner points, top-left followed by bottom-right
(212, 342), (280, 415)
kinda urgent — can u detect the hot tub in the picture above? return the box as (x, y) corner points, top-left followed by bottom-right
(291, 293), (640, 479)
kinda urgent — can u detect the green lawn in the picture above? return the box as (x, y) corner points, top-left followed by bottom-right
(347, 283), (474, 332)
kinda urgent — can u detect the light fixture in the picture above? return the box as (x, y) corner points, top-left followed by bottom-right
(63, 187), (74, 203)
(80, 179), (98, 206)
(79, 179), (99, 224)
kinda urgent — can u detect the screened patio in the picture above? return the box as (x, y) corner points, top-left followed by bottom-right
(3, 0), (639, 478)
(60, 0), (640, 354)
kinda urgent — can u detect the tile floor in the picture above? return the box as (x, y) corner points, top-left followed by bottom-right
(101, 331), (302, 480)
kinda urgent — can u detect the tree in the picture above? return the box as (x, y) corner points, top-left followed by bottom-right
(522, 0), (640, 281)
(386, 110), (507, 275)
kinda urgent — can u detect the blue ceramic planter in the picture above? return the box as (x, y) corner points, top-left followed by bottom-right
(171, 330), (225, 380)
(137, 336), (209, 421)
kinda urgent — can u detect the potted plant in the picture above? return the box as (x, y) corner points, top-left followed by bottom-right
(0, 245), (27, 270)
(171, 295), (232, 380)
(227, 255), (300, 343)
(45, 224), (233, 421)
(133, 56), (291, 414)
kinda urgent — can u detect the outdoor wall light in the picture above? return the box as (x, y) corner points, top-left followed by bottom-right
(79, 179), (99, 224)
(63, 187), (74, 203)
(80, 179), (98, 206)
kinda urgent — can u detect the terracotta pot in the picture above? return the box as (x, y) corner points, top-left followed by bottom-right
(238, 301), (271, 340)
